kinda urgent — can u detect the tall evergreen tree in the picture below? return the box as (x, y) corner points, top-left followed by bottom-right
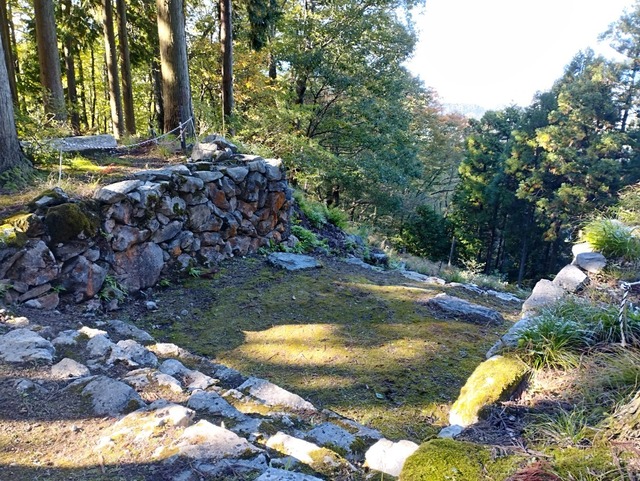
(102, 0), (125, 139)
(34, 0), (66, 121)
(156, 0), (193, 133)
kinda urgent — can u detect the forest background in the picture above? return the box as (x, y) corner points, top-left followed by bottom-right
(3, 0), (640, 285)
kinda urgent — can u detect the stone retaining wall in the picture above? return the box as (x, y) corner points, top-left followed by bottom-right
(0, 156), (292, 309)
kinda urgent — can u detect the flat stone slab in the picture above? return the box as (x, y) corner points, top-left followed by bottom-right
(364, 438), (419, 477)
(47, 134), (117, 152)
(187, 390), (246, 420)
(268, 253), (322, 271)
(425, 294), (504, 325)
(237, 377), (316, 412)
(400, 270), (446, 284)
(522, 279), (565, 315)
(0, 329), (55, 363)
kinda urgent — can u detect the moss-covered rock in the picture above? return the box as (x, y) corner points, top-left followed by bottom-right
(399, 438), (520, 480)
(449, 355), (528, 427)
(44, 202), (99, 244)
(0, 224), (27, 248)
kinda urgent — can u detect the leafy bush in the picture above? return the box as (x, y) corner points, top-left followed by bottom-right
(580, 218), (640, 261)
(293, 190), (327, 228)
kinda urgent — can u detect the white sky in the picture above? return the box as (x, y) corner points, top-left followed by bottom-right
(407, 0), (637, 110)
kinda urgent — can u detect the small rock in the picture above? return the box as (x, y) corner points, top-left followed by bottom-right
(237, 377), (316, 412)
(437, 424), (464, 439)
(187, 391), (245, 419)
(174, 420), (261, 462)
(400, 270), (446, 284)
(52, 329), (81, 346)
(145, 301), (158, 310)
(107, 319), (154, 343)
(51, 358), (91, 379)
(86, 334), (115, 358)
(364, 438), (419, 477)
(81, 375), (146, 415)
(108, 339), (158, 368)
(573, 252), (607, 274)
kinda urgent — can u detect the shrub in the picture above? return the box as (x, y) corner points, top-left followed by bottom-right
(516, 317), (588, 370)
(401, 205), (452, 261)
(580, 218), (640, 261)
(291, 225), (327, 253)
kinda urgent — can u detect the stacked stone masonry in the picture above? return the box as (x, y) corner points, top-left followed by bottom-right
(0, 156), (292, 307)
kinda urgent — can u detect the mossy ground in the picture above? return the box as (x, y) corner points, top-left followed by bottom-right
(133, 256), (516, 442)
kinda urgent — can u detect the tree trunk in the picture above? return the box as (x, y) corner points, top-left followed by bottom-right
(34, 0), (66, 121)
(77, 51), (88, 129)
(157, 0), (193, 133)
(101, 0), (124, 139)
(116, 0), (136, 135)
(517, 236), (528, 287)
(0, 37), (31, 177)
(0, 0), (18, 107)
(63, 0), (80, 134)
(220, 0), (233, 118)
(151, 58), (164, 134)
(90, 46), (97, 130)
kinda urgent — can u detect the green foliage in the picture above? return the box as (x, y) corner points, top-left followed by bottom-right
(580, 218), (640, 261)
(517, 317), (587, 370)
(401, 205), (452, 261)
(98, 275), (128, 302)
(527, 407), (596, 448)
(290, 225), (327, 253)
(515, 298), (631, 370)
(325, 207), (348, 230)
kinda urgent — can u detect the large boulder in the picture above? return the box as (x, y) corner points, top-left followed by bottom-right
(521, 279), (565, 316)
(113, 242), (165, 291)
(2, 240), (60, 287)
(425, 294), (504, 325)
(573, 252), (607, 274)
(553, 264), (589, 292)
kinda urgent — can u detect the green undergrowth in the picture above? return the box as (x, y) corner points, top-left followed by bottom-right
(134, 257), (515, 441)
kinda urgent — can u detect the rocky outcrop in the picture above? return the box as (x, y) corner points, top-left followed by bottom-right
(0, 152), (292, 309)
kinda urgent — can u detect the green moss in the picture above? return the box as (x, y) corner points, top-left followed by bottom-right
(28, 188), (67, 210)
(549, 446), (617, 478)
(0, 224), (27, 248)
(44, 202), (99, 243)
(450, 355), (528, 426)
(400, 438), (521, 481)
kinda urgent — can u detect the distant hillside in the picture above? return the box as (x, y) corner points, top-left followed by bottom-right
(442, 103), (487, 119)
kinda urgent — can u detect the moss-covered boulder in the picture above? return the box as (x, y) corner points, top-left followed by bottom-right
(399, 438), (520, 480)
(44, 202), (99, 244)
(449, 355), (528, 427)
(28, 187), (70, 211)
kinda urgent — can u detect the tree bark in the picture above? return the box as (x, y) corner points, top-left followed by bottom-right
(220, 0), (233, 118)
(63, 0), (80, 133)
(0, 37), (31, 177)
(157, 0), (193, 133)
(116, 0), (136, 135)
(34, 0), (66, 121)
(0, 0), (18, 107)
(151, 58), (164, 134)
(101, 0), (124, 139)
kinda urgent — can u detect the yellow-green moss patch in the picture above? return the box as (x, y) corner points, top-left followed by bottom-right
(449, 355), (528, 426)
(400, 438), (521, 481)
